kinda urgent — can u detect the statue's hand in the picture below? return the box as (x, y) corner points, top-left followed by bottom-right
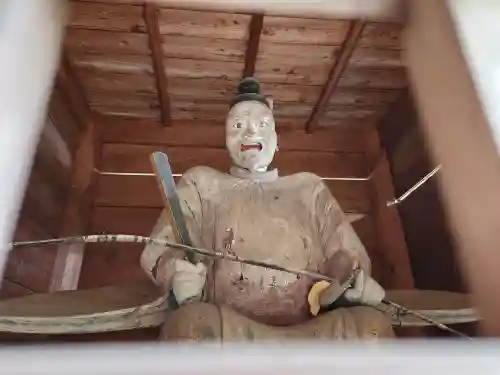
(344, 270), (385, 306)
(171, 259), (207, 306)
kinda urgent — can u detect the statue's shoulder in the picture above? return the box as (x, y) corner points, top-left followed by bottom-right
(181, 166), (227, 185)
(282, 172), (327, 191)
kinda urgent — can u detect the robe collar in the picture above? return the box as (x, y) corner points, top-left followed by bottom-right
(229, 165), (278, 182)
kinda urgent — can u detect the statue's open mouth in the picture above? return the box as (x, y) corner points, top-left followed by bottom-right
(241, 143), (262, 151)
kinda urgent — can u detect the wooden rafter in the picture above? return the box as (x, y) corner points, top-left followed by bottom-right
(306, 20), (365, 134)
(243, 14), (264, 77)
(144, 4), (171, 126)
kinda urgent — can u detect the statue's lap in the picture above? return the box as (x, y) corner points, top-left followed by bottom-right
(159, 303), (395, 341)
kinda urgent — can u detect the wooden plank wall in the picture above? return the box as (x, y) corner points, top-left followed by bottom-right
(377, 90), (466, 292)
(0, 89), (82, 299)
(78, 118), (391, 289)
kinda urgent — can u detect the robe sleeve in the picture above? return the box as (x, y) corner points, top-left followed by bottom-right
(314, 180), (371, 284)
(140, 171), (203, 291)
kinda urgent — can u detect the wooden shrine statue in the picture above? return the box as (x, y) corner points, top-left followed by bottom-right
(141, 77), (394, 341)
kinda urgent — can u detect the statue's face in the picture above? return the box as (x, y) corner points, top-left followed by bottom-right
(225, 101), (277, 172)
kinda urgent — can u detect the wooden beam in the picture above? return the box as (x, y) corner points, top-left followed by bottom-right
(306, 20), (365, 134)
(50, 121), (98, 291)
(56, 55), (91, 130)
(243, 14), (264, 77)
(144, 4), (171, 127)
(140, 0), (405, 21)
(405, 0), (500, 336)
(365, 125), (414, 290)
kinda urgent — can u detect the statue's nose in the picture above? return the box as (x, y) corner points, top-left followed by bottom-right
(245, 122), (258, 135)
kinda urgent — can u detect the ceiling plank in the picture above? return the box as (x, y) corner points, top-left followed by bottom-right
(306, 20), (365, 134)
(144, 4), (171, 126)
(243, 14), (264, 77)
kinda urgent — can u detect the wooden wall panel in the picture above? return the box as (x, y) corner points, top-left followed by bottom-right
(99, 118), (367, 152)
(100, 144), (369, 177)
(364, 121), (415, 291)
(79, 207), (159, 289)
(48, 89), (81, 152)
(1, 88), (83, 298)
(377, 90), (466, 292)
(95, 175), (370, 213)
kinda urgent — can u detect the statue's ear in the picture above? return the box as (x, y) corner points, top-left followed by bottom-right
(266, 97), (273, 111)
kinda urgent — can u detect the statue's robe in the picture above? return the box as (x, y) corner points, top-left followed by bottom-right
(141, 166), (394, 341)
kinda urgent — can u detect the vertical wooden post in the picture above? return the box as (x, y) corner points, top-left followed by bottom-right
(50, 57), (96, 291)
(0, 1), (67, 282)
(365, 125), (414, 290)
(50, 121), (99, 291)
(406, 0), (500, 335)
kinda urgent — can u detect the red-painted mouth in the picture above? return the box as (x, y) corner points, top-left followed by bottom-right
(241, 143), (262, 151)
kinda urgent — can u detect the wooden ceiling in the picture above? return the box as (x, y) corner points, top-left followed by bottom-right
(64, 0), (407, 132)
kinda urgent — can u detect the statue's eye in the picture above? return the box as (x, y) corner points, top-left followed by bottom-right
(260, 120), (268, 128)
(234, 121), (243, 129)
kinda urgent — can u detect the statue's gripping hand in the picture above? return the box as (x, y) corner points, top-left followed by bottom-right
(171, 259), (207, 305)
(343, 270), (385, 306)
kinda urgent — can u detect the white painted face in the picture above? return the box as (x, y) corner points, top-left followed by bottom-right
(226, 101), (277, 173)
